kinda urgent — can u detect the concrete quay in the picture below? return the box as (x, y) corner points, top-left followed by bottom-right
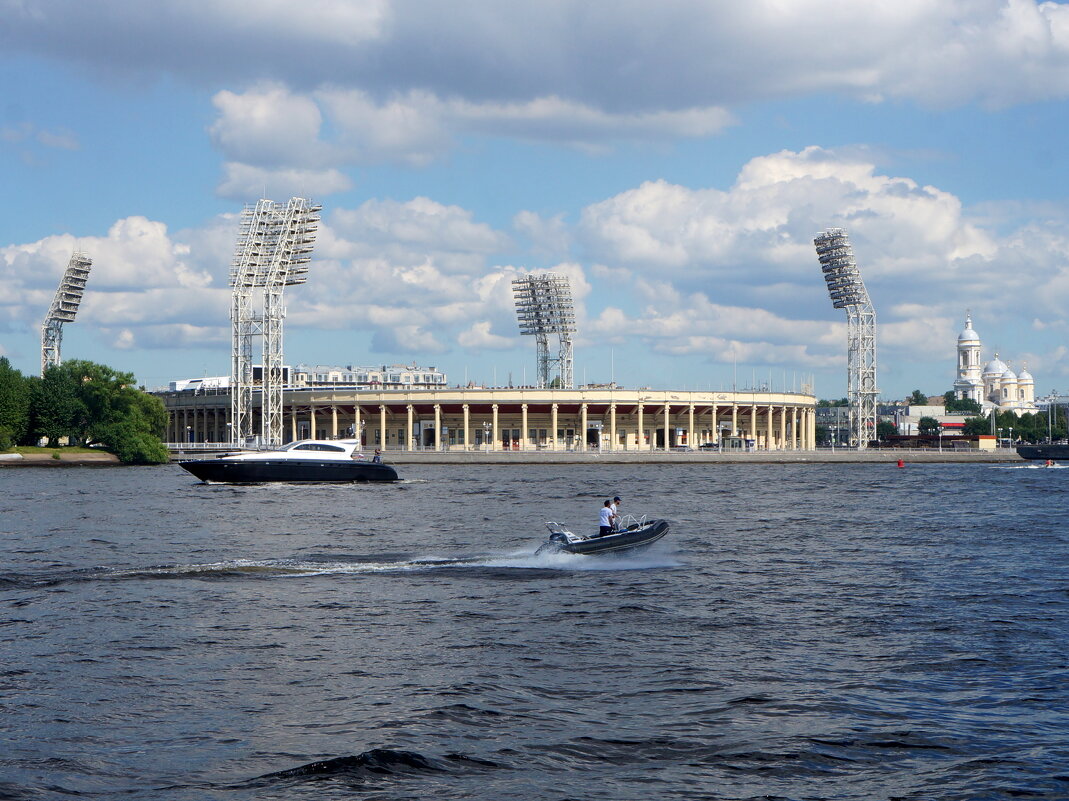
(380, 448), (1025, 465)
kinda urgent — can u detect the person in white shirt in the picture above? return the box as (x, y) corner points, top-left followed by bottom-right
(598, 500), (613, 537)
(609, 496), (621, 530)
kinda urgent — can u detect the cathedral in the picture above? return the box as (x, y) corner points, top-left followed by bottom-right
(952, 314), (1036, 411)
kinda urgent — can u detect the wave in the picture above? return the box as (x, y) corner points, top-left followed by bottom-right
(245, 748), (498, 789)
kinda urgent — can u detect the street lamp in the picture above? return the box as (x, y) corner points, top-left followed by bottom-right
(483, 422), (491, 453)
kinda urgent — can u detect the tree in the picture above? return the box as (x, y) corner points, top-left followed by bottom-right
(0, 357), (33, 448)
(31, 360), (168, 463)
(817, 398), (848, 407)
(908, 389), (929, 406)
(815, 424), (830, 446)
(31, 366), (86, 446)
(963, 416), (989, 435)
(943, 391), (982, 414)
(876, 421), (897, 439)
(918, 416), (940, 435)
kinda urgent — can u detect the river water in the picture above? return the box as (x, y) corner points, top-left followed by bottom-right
(1, 461), (1067, 800)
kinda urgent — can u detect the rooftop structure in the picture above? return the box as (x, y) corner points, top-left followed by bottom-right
(291, 364), (447, 389)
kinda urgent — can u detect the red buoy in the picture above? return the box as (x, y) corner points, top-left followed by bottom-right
(897, 459), (905, 468)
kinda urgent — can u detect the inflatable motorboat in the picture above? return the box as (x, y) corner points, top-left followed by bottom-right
(535, 516), (670, 556)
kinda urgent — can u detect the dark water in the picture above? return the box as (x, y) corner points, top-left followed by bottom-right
(2, 461), (1068, 800)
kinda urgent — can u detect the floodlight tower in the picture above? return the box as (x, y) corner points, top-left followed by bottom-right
(229, 197), (321, 446)
(814, 228), (878, 448)
(261, 197), (319, 447)
(41, 252), (92, 375)
(512, 273), (577, 389)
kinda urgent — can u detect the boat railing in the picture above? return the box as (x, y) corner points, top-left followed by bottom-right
(615, 513), (647, 531)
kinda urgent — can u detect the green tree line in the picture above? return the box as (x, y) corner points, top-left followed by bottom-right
(960, 408), (1066, 442)
(0, 357), (169, 464)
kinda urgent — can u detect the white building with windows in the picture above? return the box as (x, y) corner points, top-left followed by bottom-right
(952, 314), (1036, 412)
(291, 363), (447, 390)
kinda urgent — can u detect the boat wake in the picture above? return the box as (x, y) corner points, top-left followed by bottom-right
(0, 546), (681, 588)
(993, 463), (1066, 470)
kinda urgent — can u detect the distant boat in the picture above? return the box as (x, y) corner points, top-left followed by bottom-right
(179, 439), (398, 483)
(535, 517), (670, 555)
(1015, 444), (1069, 462)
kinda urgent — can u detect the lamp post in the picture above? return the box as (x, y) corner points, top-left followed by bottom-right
(483, 422), (491, 453)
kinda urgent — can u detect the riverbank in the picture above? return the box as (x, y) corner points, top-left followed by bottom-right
(381, 449), (1025, 464)
(0, 449), (120, 465)
(164, 446), (1025, 465)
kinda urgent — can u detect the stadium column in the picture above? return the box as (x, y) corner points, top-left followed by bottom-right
(710, 404), (718, 445)
(290, 406), (297, 443)
(354, 405), (361, 444)
(551, 404), (558, 450)
(688, 403), (694, 449)
(331, 405), (338, 439)
(750, 402), (757, 445)
(580, 403), (587, 452)
(521, 404), (528, 451)
(406, 405), (414, 451)
(434, 404), (441, 451)
(791, 407), (798, 449)
(767, 404), (774, 451)
(664, 402), (670, 450)
(462, 404), (470, 451)
(609, 403), (616, 452)
(379, 405), (387, 451)
(492, 404), (499, 451)
(309, 406), (316, 440)
(731, 402), (738, 436)
(637, 403), (644, 452)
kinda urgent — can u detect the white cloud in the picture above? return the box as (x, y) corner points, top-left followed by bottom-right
(207, 87), (734, 181)
(215, 162), (353, 200)
(7, 1), (1069, 112)
(457, 321), (513, 351)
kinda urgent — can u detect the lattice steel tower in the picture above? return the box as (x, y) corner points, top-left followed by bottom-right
(230, 197), (321, 446)
(814, 228), (878, 448)
(512, 273), (577, 389)
(41, 252), (92, 375)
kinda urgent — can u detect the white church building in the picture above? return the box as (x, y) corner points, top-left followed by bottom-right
(952, 314), (1036, 412)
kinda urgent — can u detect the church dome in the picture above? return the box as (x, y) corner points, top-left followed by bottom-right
(958, 315), (981, 343)
(1018, 367), (1034, 384)
(1001, 367), (1017, 383)
(983, 355), (1008, 376)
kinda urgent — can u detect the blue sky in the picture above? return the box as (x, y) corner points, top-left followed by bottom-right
(3, 0), (1069, 399)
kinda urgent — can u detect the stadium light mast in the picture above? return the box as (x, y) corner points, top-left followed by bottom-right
(814, 228), (877, 449)
(41, 252), (92, 375)
(512, 273), (576, 389)
(229, 197), (321, 447)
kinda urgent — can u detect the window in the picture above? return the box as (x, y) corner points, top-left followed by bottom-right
(294, 443), (346, 452)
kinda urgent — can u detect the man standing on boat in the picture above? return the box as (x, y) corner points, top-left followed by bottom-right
(610, 496), (621, 530)
(599, 500), (614, 537)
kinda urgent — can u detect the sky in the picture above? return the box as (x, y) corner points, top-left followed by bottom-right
(3, 0), (1069, 400)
